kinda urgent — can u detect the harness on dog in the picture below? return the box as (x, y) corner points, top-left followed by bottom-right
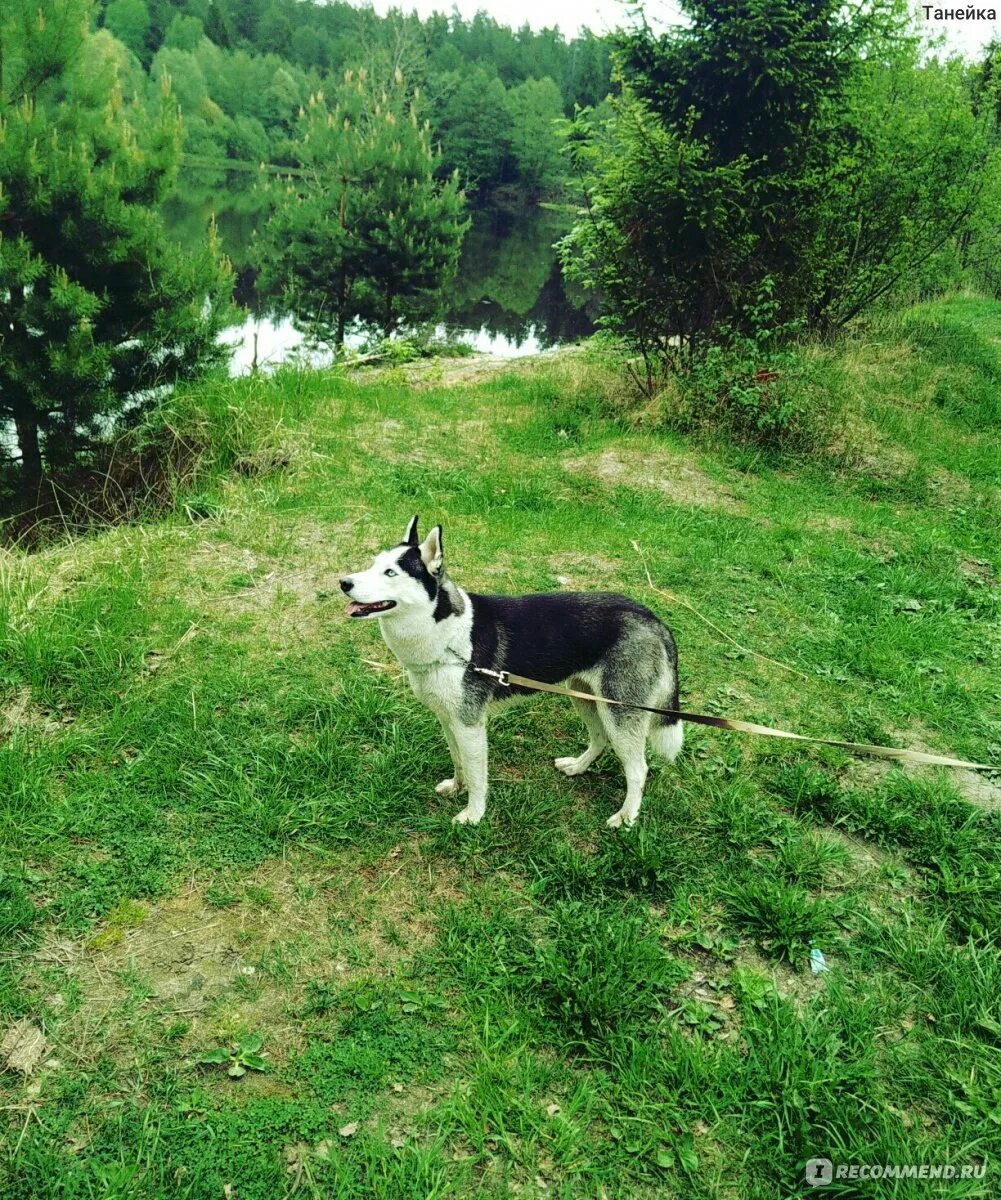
(472, 668), (997, 772)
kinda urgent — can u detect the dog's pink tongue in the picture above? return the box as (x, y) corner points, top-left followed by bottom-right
(347, 601), (365, 616)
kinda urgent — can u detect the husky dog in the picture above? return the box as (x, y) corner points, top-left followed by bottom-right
(340, 516), (683, 828)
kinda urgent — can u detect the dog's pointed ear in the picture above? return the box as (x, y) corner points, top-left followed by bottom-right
(403, 514), (419, 546)
(419, 525), (444, 576)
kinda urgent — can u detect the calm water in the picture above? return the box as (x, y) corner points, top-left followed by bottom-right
(162, 174), (597, 372)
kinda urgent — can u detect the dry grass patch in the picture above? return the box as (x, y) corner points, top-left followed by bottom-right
(345, 411), (506, 471)
(176, 521), (361, 649)
(0, 686), (73, 741)
(562, 448), (748, 513)
(398, 354), (535, 390)
(548, 551), (623, 589)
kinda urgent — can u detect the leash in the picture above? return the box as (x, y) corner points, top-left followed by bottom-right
(472, 668), (997, 772)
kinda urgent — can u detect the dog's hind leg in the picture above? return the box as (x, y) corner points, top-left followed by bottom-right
(601, 712), (653, 829)
(435, 716), (467, 799)
(555, 695), (608, 776)
(449, 722), (488, 825)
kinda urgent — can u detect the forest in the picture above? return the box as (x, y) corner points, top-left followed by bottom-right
(97, 0), (611, 199)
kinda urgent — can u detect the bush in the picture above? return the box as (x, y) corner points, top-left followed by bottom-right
(560, 0), (998, 400)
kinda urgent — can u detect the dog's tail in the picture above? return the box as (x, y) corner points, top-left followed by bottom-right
(648, 632), (683, 761)
(649, 716), (684, 761)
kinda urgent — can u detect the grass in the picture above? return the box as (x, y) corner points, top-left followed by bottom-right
(1, 294), (1000, 1198)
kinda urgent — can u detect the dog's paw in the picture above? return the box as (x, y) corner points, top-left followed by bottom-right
(435, 777), (465, 797)
(606, 809), (637, 830)
(451, 806), (483, 825)
(554, 755), (588, 777)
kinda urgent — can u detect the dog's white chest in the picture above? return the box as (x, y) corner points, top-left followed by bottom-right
(406, 663), (467, 715)
(378, 598), (473, 720)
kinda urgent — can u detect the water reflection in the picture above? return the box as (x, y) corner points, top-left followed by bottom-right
(163, 172), (596, 372)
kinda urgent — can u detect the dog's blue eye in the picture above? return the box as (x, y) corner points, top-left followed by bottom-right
(384, 568), (397, 577)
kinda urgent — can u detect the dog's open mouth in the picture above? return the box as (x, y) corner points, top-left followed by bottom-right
(346, 600), (397, 618)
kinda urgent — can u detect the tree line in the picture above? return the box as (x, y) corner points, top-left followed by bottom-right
(98, 0), (611, 198)
(1, 0), (607, 507)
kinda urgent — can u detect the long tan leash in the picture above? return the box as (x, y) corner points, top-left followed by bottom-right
(472, 668), (996, 772)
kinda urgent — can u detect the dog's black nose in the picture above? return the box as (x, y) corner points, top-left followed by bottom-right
(339, 578), (354, 594)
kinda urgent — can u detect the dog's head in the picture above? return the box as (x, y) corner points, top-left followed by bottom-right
(339, 515), (444, 620)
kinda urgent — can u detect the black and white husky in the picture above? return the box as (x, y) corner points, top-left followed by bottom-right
(340, 516), (683, 828)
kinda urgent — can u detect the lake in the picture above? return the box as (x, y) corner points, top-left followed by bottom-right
(162, 174), (597, 372)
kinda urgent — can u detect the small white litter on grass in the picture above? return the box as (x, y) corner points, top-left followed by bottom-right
(810, 948), (830, 975)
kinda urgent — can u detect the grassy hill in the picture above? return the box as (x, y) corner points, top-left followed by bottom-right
(1, 296), (1000, 1198)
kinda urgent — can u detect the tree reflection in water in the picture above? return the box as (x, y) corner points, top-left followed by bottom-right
(163, 173), (596, 363)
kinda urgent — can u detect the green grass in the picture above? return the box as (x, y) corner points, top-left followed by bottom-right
(1, 296), (1000, 1198)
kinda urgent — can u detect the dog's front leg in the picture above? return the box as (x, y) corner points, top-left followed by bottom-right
(435, 716), (466, 799)
(449, 722), (488, 825)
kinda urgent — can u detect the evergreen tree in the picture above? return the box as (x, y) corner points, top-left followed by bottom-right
(561, 0), (997, 368)
(435, 66), (513, 194)
(0, 0), (232, 502)
(506, 76), (565, 198)
(259, 68), (467, 347)
(103, 0), (151, 60)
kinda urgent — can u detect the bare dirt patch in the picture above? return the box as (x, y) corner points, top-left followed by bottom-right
(1, 687), (68, 741)
(947, 768), (1001, 810)
(25, 846), (460, 1077)
(959, 556), (998, 587)
(562, 448), (747, 514)
(819, 825), (890, 872)
(730, 944), (828, 1011)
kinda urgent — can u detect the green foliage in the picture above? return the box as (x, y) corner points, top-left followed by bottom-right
(104, 0), (151, 58)
(0, 868), (36, 937)
(561, 0), (1001, 400)
(197, 1032), (268, 1077)
(814, 47), (1000, 325)
(294, 981), (453, 1104)
(723, 874), (846, 964)
(506, 76), (566, 199)
(91, 0), (609, 200)
(675, 279), (835, 444)
(0, 0), (232, 502)
(258, 68), (468, 347)
(436, 66), (513, 194)
(899, 306), (1001, 427)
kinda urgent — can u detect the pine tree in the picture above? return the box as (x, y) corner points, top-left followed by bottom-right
(259, 68), (467, 348)
(0, 0), (233, 505)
